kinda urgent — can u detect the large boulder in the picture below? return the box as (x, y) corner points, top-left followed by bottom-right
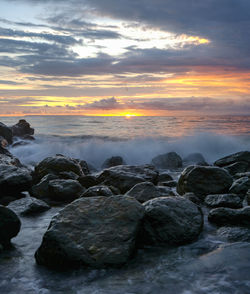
(78, 175), (98, 189)
(31, 174), (58, 199)
(0, 205), (21, 247)
(224, 162), (249, 176)
(81, 185), (113, 198)
(141, 197), (203, 246)
(183, 153), (207, 166)
(217, 226), (250, 242)
(102, 156), (126, 169)
(0, 164), (32, 196)
(229, 177), (250, 196)
(177, 166), (233, 200)
(208, 206), (250, 227)
(11, 119), (34, 138)
(204, 194), (242, 209)
(35, 196), (145, 269)
(7, 196), (50, 216)
(214, 151), (250, 167)
(33, 154), (84, 183)
(0, 151), (21, 167)
(125, 182), (175, 203)
(97, 165), (158, 194)
(151, 152), (182, 169)
(0, 122), (12, 144)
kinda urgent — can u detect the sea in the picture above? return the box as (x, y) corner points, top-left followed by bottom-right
(0, 114), (250, 294)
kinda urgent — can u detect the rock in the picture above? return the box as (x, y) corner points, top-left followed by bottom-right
(151, 152), (182, 169)
(0, 205), (21, 247)
(48, 179), (84, 202)
(102, 156), (126, 169)
(229, 177), (250, 196)
(183, 192), (201, 205)
(7, 196), (50, 216)
(177, 166), (233, 200)
(247, 190), (250, 205)
(157, 172), (173, 182)
(141, 197), (203, 245)
(11, 119), (34, 138)
(208, 206), (250, 227)
(214, 151), (250, 167)
(97, 165), (158, 194)
(0, 122), (13, 144)
(0, 152), (22, 167)
(33, 154), (84, 183)
(79, 160), (90, 175)
(81, 185), (113, 197)
(158, 180), (177, 187)
(0, 164), (32, 196)
(0, 136), (8, 148)
(234, 172), (250, 179)
(217, 226), (250, 242)
(224, 162), (249, 176)
(58, 171), (79, 180)
(205, 194), (242, 209)
(31, 174), (58, 199)
(78, 175), (98, 189)
(35, 196), (144, 269)
(183, 153), (207, 166)
(125, 182), (175, 203)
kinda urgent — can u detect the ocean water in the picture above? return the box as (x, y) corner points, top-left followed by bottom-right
(0, 115), (250, 167)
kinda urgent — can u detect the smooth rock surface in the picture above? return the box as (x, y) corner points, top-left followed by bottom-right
(35, 196), (144, 269)
(151, 152), (182, 169)
(214, 151), (250, 167)
(78, 175), (98, 189)
(229, 177), (250, 196)
(0, 122), (12, 144)
(81, 185), (113, 197)
(205, 194), (242, 209)
(224, 162), (249, 176)
(217, 226), (250, 242)
(11, 119), (34, 138)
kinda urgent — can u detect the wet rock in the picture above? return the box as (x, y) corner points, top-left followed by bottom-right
(48, 179), (84, 202)
(0, 164), (32, 196)
(79, 160), (90, 175)
(97, 165), (158, 194)
(234, 172), (250, 179)
(7, 196), (50, 216)
(214, 151), (250, 167)
(102, 156), (126, 169)
(125, 182), (175, 203)
(229, 177), (250, 196)
(0, 205), (21, 247)
(224, 162), (249, 176)
(183, 153), (207, 166)
(35, 195), (144, 269)
(81, 185), (113, 197)
(0, 136), (8, 148)
(141, 197), (203, 245)
(183, 192), (201, 205)
(217, 226), (250, 242)
(78, 175), (98, 189)
(246, 189), (250, 205)
(208, 206), (250, 227)
(58, 171), (79, 180)
(157, 172), (173, 182)
(158, 180), (177, 187)
(177, 165), (233, 200)
(0, 152), (22, 167)
(11, 119), (34, 138)
(0, 193), (25, 206)
(205, 194), (242, 209)
(31, 174), (58, 199)
(151, 152), (182, 169)
(33, 154), (84, 183)
(0, 122), (13, 144)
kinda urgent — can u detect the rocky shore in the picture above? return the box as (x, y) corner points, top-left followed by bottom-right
(0, 120), (250, 276)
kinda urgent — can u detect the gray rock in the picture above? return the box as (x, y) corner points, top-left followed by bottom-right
(0, 164), (32, 196)
(214, 151), (250, 167)
(208, 206), (250, 227)
(141, 197), (203, 245)
(11, 119), (34, 138)
(35, 196), (144, 269)
(224, 161), (249, 176)
(0, 152), (21, 167)
(0, 122), (13, 144)
(229, 177), (250, 196)
(78, 175), (98, 189)
(183, 192), (201, 205)
(125, 182), (175, 203)
(79, 160), (90, 175)
(81, 185), (113, 197)
(158, 180), (177, 187)
(58, 171), (79, 180)
(177, 165), (233, 200)
(31, 174), (58, 199)
(151, 152), (182, 169)
(157, 172), (173, 182)
(205, 194), (242, 209)
(217, 226), (250, 242)
(7, 197), (50, 216)
(0, 205), (21, 247)
(247, 189), (250, 205)
(97, 165), (158, 194)
(102, 156), (126, 169)
(183, 153), (207, 166)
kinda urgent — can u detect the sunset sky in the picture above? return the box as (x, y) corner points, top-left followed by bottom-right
(0, 0), (250, 116)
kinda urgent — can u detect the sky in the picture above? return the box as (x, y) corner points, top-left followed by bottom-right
(0, 0), (250, 116)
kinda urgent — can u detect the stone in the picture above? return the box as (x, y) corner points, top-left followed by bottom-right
(141, 197), (203, 245)
(224, 162), (249, 176)
(31, 174), (58, 199)
(0, 205), (21, 247)
(125, 182), (175, 203)
(229, 177), (250, 196)
(58, 171), (79, 180)
(0, 164), (32, 196)
(79, 160), (90, 175)
(157, 172), (173, 182)
(78, 175), (98, 189)
(158, 180), (177, 187)
(7, 197), (50, 216)
(183, 192), (201, 205)
(217, 226), (250, 242)
(183, 153), (207, 166)
(101, 156), (126, 169)
(234, 172), (250, 179)
(204, 194), (242, 209)
(11, 119), (34, 138)
(214, 151), (250, 167)
(0, 152), (22, 167)
(81, 185), (113, 197)
(151, 152), (182, 169)
(35, 196), (144, 269)
(177, 165), (233, 200)
(0, 122), (13, 144)
(208, 206), (250, 227)
(97, 165), (158, 194)
(246, 189), (250, 205)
